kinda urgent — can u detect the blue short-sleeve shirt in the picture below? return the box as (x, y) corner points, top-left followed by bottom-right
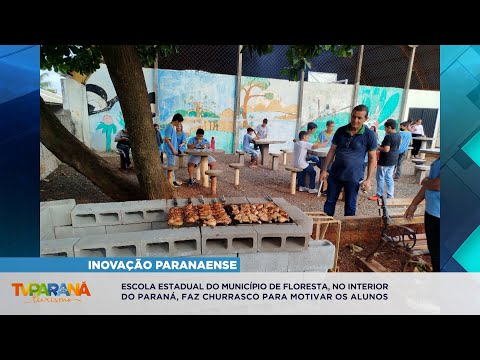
(330, 124), (378, 182)
(425, 158), (440, 218)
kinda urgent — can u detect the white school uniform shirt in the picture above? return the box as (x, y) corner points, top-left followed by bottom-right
(293, 140), (313, 170)
(411, 124), (425, 136)
(255, 124), (268, 139)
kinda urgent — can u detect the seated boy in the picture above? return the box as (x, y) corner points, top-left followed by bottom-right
(293, 131), (323, 193)
(243, 127), (260, 167)
(186, 129), (217, 186)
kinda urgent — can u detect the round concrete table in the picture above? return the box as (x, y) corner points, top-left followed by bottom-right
(254, 139), (287, 166)
(184, 149), (213, 187)
(413, 137), (435, 159)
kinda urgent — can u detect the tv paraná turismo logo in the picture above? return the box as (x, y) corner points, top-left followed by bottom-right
(11, 281), (91, 303)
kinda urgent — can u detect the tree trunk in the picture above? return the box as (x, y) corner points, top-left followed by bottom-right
(40, 98), (146, 201)
(100, 45), (173, 199)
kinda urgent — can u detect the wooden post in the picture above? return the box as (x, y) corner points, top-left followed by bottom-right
(178, 156), (184, 168)
(272, 155), (279, 170)
(282, 152), (287, 166)
(234, 168), (240, 186)
(233, 45), (243, 153)
(290, 172), (297, 195)
(211, 176), (217, 196)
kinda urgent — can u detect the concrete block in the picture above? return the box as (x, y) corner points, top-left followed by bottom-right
(239, 252), (289, 272)
(141, 228), (201, 257)
(201, 225), (257, 255)
(282, 205), (314, 233)
(166, 198), (202, 207)
(41, 237), (80, 257)
(222, 197), (249, 205)
(254, 224), (309, 252)
(121, 200), (167, 224)
(104, 232), (142, 257)
(287, 239), (335, 272)
(203, 254), (239, 258)
(247, 197), (270, 204)
(41, 230), (55, 241)
(271, 198), (290, 207)
(40, 199), (76, 226)
(152, 221), (169, 230)
(74, 232), (143, 257)
(40, 206), (53, 239)
(106, 223), (151, 234)
(74, 234), (109, 257)
(55, 225), (107, 239)
(71, 203), (123, 227)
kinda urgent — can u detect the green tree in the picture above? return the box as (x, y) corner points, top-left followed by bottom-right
(41, 45), (178, 200)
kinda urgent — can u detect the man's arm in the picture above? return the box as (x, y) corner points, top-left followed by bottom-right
(114, 132), (123, 142)
(405, 187), (426, 220)
(421, 176), (440, 191)
(319, 144), (337, 181)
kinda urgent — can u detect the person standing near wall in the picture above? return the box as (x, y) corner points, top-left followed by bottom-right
(115, 127), (131, 173)
(163, 113), (183, 187)
(176, 122), (187, 154)
(405, 157), (440, 271)
(320, 105), (378, 216)
(394, 121), (413, 180)
(411, 119), (425, 158)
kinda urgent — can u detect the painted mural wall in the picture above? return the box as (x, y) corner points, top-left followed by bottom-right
(357, 85), (404, 143)
(301, 82), (354, 142)
(157, 69), (236, 154)
(85, 64), (156, 152)
(238, 76), (298, 153)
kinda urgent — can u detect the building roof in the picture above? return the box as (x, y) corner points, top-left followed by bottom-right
(40, 88), (63, 105)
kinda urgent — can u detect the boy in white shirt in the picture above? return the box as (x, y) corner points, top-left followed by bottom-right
(293, 131), (323, 193)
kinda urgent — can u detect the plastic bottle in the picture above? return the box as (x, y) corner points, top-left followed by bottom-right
(211, 137), (215, 151)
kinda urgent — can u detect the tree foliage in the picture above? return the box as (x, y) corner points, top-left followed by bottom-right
(40, 45), (179, 74)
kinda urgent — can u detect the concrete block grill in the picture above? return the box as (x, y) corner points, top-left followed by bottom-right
(201, 225), (257, 255)
(71, 203), (123, 227)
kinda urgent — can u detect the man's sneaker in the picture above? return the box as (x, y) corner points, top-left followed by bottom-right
(368, 195), (380, 201)
(172, 181), (182, 188)
(308, 188), (319, 194)
(187, 179), (195, 186)
(299, 186), (308, 192)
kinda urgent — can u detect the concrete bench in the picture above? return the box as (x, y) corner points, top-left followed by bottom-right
(205, 170), (223, 196)
(415, 165), (430, 184)
(270, 152), (281, 170)
(236, 150), (245, 165)
(229, 163), (244, 187)
(280, 149), (292, 165)
(285, 166), (303, 194)
(407, 146), (414, 159)
(412, 158), (426, 165)
(162, 165), (178, 186)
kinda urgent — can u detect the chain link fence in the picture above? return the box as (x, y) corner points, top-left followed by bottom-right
(157, 45), (238, 76)
(155, 45), (439, 90)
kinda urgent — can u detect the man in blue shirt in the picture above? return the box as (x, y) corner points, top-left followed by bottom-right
(320, 105), (378, 216)
(186, 129), (217, 186)
(394, 121), (413, 180)
(405, 157), (440, 271)
(163, 113), (183, 187)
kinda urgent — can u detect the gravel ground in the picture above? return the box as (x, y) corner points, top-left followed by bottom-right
(41, 152), (436, 216)
(40, 152), (435, 272)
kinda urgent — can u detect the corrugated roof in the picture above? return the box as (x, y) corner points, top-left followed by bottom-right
(40, 88), (63, 105)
